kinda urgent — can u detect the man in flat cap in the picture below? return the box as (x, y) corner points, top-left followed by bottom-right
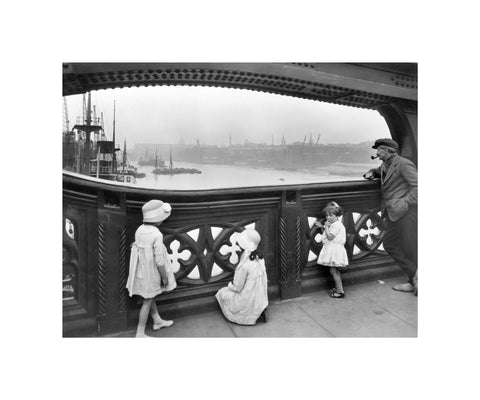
(364, 138), (418, 295)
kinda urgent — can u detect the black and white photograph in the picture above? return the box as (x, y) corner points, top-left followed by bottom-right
(62, 62), (418, 339)
(3, 1), (479, 400)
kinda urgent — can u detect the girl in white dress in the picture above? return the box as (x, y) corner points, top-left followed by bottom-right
(126, 199), (177, 337)
(215, 229), (268, 325)
(316, 202), (349, 298)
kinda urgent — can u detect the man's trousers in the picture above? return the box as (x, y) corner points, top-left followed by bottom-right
(383, 207), (418, 283)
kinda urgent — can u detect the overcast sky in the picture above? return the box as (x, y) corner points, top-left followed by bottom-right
(66, 85), (389, 147)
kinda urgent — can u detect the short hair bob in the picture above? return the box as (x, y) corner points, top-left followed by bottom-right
(322, 201), (343, 217)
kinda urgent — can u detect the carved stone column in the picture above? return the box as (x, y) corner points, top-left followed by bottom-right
(96, 190), (128, 335)
(279, 190), (305, 299)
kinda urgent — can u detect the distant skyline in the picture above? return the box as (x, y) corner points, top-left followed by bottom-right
(65, 85), (389, 147)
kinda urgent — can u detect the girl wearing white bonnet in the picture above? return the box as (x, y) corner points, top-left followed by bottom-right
(126, 199), (177, 337)
(215, 229), (269, 325)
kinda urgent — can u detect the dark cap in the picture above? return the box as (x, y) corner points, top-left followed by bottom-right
(372, 138), (399, 151)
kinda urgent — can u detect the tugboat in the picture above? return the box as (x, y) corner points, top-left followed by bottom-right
(117, 139), (145, 179)
(152, 145), (201, 175)
(151, 146), (168, 174)
(89, 139), (139, 184)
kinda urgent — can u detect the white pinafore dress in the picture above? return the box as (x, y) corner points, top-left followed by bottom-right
(317, 220), (349, 268)
(215, 255), (268, 325)
(126, 224), (176, 299)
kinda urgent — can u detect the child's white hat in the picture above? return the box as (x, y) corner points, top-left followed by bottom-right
(237, 229), (261, 251)
(142, 199), (172, 223)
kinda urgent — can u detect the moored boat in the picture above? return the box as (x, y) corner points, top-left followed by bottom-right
(152, 144), (202, 175)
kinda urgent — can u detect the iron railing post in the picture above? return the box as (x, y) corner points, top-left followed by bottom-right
(279, 190), (305, 299)
(96, 189), (128, 335)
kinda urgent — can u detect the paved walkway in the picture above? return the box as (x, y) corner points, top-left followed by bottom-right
(106, 277), (417, 338)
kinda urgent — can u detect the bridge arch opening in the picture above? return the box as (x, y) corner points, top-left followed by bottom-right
(63, 85), (390, 190)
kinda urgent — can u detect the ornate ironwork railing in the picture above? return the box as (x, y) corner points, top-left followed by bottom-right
(63, 172), (396, 336)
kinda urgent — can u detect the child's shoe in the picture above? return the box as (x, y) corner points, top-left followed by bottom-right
(392, 282), (414, 292)
(153, 320), (174, 330)
(329, 288), (345, 298)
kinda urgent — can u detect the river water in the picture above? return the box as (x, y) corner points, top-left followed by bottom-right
(131, 161), (379, 190)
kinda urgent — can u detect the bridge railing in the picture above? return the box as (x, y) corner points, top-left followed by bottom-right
(63, 172), (397, 336)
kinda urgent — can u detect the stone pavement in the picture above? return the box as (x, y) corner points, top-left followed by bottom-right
(106, 277), (417, 338)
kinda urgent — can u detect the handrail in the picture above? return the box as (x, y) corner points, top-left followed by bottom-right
(63, 170), (380, 197)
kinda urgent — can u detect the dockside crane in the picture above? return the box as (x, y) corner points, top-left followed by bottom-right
(63, 97), (70, 133)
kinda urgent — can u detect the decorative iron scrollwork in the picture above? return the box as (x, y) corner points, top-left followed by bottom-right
(97, 223), (107, 318)
(162, 220), (258, 286)
(305, 209), (386, 271)
(279, 217), (288, 285)
(65, 218), (75, 240)
(118, 226), (127, 313)
(294, 216), (301, 283)
(63, 218), (79, 304)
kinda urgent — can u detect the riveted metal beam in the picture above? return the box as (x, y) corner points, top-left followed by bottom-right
(63, 62), (417, 110)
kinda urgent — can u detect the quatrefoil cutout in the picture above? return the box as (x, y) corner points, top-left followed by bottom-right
(168, 240), (191, 273)
(219, 231), (242, 264)
(359, 218), (381, 246)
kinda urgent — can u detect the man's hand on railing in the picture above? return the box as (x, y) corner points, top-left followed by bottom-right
(363, 170), (376, 180)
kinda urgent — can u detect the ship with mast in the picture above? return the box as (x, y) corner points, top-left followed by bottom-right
(138, 146), (165, 167)
(63, 94), (144, 183)
(151, 146), (167, 173)
(117, 139), (146, 180)
(152, 144), (201, 175)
